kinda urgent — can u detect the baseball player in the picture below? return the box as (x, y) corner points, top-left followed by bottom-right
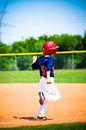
(32, 41), (61, 120)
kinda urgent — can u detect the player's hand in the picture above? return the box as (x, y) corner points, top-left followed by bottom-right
(32, 56), (37, 63)
(46, 78), (52, 84)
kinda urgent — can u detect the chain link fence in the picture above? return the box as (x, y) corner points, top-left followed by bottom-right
(0, 51), (86, 71)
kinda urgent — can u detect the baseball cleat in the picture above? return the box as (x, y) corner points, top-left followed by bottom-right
(37, 116), (47, 121)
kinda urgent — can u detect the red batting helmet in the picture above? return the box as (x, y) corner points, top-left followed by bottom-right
(42, 41), (59, 55)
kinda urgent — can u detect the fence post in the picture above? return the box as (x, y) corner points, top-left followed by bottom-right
(72, 53), (74, 69)
(14, 56), (17, 71)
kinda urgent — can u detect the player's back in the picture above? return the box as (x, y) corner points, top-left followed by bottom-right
(38, 56), (54, 77)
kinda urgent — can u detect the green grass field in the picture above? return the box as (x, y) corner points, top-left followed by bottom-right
(0, 69), (86, 83)
(0, 122), (86, 130)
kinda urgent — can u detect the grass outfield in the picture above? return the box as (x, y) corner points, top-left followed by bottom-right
(0, 123), (86, 130)
(0, 69), (86, 83)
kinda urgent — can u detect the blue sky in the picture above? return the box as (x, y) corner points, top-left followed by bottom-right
(0, 0), (86, 44)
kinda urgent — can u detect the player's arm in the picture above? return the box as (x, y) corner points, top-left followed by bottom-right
(46, 71), (52, 84)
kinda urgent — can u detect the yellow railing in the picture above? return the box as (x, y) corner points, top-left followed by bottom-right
(0, 50), (86, 56)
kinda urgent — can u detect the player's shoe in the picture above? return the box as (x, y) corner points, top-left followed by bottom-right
(37, 116), (47, 121)
(39, 92), (45, 105)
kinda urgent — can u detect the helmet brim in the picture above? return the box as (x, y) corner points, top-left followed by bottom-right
(56, 46), (60, 48)
(50, 45), (59, 50)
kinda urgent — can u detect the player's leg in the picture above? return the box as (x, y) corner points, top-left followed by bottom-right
(37, 92), (47, 120)
(37, 77), (48, 120)
(37, 102), (47, 120)
(39, 92), (45, 105)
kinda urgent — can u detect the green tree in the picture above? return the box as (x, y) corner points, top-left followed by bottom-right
(38, 34), (48, 41)
(74, 35), (83, 50)
(0, 42), (10, 53)
(11, 41), (25, 53)
(82, 30), (86, 50)
(33, 40), (44, 52)
(59, 34), (76, 51)
(24, 37), (37, 52)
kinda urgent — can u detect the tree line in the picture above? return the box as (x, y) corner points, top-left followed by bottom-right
(0, 31), (86, 70)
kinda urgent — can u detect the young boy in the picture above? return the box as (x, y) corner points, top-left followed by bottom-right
(32, 41), (61, 120)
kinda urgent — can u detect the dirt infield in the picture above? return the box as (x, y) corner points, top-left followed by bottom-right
(0, 83), (86, 128)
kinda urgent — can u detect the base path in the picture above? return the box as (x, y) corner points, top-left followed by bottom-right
(0, 83), (86, 128)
